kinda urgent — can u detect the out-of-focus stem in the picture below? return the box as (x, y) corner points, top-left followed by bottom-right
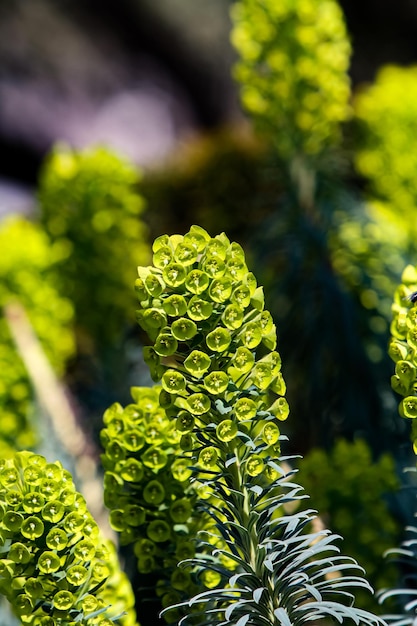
(4, 300), (114, 540)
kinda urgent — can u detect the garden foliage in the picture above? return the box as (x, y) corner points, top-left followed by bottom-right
(2, 0), (417, 625)
(297, 439), (400, 611)
(0, 217), (75, 456)
(37, 145), (149, 348)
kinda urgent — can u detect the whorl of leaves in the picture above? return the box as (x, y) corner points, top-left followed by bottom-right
(379, 524), (417, 626)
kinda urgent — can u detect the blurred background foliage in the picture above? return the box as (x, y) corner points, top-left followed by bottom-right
(230, 0), (352, 159)
(2, 0), (417, 622)
(297, 439), (400, 613)
(38, 145), (149, 350)
(37, 146), (151, 424)
(0, 216), (74, 456)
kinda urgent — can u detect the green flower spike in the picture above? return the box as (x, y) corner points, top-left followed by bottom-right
(231, 0), (351, 158)
(38, 144), (148, 346)
(135, 226), (288, 455)
(136, 227), (381, 626)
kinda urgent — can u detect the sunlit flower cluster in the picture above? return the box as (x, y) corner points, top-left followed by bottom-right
(0, 451), (133, 625)
(354, 65), (417, 227)
(101, 386), (224, 611)
(389, 265), (417, 451)
(230, 0), (351, 157)
(0, 216), (75, 455)
(134, 228), (374, 626)
(135, 226), (288, 482)
(38, 145), (149, 345)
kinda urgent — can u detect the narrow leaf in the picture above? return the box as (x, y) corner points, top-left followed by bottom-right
(253, 587), (266, 603)
(236, 615), (250, 626)
(274, 607), (292, 626)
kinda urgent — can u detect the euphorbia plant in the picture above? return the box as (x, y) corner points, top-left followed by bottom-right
(131, 225), (382, 626)
(0, 225), (389, 626)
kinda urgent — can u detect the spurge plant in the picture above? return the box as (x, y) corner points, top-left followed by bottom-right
(130, 225), (382, 626)
(0, 226), (386, 626)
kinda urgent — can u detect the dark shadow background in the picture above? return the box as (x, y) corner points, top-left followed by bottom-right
(1, 0), (417, 191)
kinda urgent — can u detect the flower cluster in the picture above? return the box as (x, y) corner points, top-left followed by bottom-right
(230, 0), (351, 158)
(38, 145), (149, 346)
(354, 65), (417, 223)
(0, 451), (133, 625)
(101, 385), (229, 615)
(389, 264), (417, 451)
(135, 227), (380, 626)
(135, 225), (288, 481)
(0, 216), (75, 455)
(329, 199), (407, 363)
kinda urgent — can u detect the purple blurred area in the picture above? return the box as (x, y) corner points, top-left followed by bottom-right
(1, 0), (417, 212)
(0, 0), (238, 202)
